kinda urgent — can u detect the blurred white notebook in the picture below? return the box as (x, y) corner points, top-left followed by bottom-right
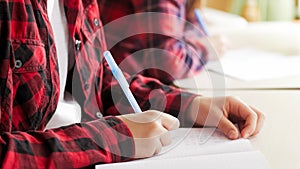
(206, 48), (300, 81)
(97, 128), (269, 169)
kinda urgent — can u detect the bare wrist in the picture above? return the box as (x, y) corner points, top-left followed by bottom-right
(185, 96), (202, 126)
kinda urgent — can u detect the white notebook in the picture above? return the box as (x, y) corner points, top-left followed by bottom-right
(97, 128), (270, 169)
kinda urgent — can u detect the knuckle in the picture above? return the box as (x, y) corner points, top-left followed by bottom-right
(163, 138), (172, 146)
(145, 110), (161, 117)
(251, 112), (258, 120)
(227, 95), (239, 102)
(148, 121), (160, 130)
(142, 110), (162, 123)
(173, 118), (180, 128)
(258, 112), (266, 121)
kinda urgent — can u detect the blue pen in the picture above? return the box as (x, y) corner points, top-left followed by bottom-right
(103, 51), (142, 113)
(194, 9), (209, 36)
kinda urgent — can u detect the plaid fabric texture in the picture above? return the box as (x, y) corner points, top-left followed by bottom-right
(99, 0), (208, 84)
(0, 0), (198, 168)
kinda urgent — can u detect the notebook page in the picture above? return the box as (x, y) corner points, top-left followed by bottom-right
(98, 151), (269, 169)
(153, 128), (253, 159)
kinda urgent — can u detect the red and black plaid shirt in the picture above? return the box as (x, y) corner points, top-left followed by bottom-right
(0, 0), (197, 168)
(99, 0), (208, 84)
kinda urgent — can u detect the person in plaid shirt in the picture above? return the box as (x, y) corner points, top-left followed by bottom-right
(99, 0), (229, 84)
(0, 0), (264, 168)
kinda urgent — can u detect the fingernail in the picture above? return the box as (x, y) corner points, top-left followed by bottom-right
(228, 130), (237, 139)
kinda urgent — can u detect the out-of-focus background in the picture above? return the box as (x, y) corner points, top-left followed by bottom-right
(195, 0), (300, 55)
(206, 0), (298, 21)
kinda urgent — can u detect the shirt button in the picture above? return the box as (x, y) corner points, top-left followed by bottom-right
(75, 39), (81, 51)
(15, 60), (22, 68)
(84, 84), (90, 90)
(96, 112), (103, 118)
(94, 18), (99, 27)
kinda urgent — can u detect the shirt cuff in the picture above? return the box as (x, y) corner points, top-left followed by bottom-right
(86, 116), (135, 162)
(163, 88), (199, 128)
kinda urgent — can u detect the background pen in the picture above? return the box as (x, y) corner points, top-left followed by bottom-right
(194, 9), (209, 36)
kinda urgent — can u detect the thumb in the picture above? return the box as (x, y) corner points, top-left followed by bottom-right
(218, 116), (239, 140)
(161, 113), (180, 131)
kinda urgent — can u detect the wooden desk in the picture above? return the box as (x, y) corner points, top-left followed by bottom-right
(191, 89), (300, 169)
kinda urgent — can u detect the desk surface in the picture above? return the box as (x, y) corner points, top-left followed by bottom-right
(174, 70), (300, 90)
(193, 90), (300, 169)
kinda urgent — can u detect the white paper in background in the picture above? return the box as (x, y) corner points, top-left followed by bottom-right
(206, 48), (300, 81)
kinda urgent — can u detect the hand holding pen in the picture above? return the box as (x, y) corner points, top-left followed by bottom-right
(104, 51), (179, 158)
(194, 9), (229, 57)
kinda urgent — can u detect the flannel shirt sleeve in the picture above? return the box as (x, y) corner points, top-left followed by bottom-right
(0, 116), (135, 168)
